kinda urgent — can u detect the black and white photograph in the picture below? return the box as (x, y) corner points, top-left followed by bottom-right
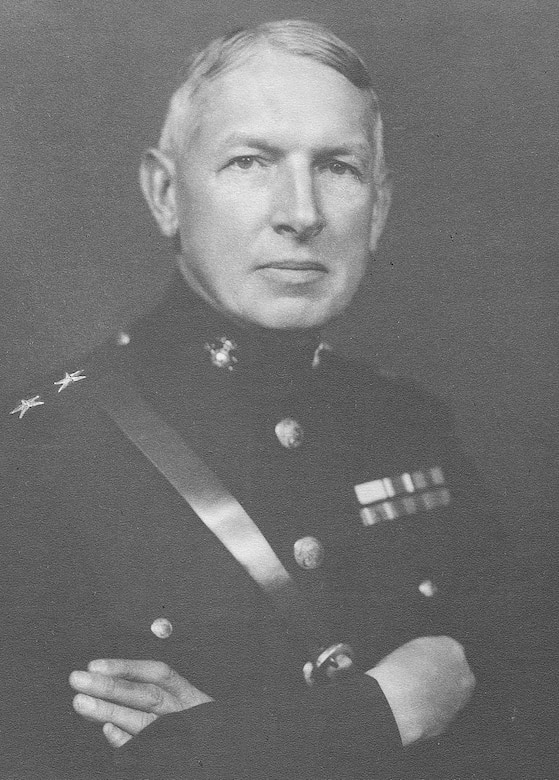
(1, 2), (557, 778)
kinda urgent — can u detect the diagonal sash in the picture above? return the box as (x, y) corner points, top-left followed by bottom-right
(96, 377), (354, 678)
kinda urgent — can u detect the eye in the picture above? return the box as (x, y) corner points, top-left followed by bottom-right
(324, 160), (361, 178)
(229, 155), (259, 170)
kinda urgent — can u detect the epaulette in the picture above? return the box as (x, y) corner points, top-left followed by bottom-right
(1, 328), (134, 482)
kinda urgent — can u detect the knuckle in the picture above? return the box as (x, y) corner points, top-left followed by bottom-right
(139, 711), (158, 730)
(439, 635), (466, 660)
(145, 683), (166, 712)
(103, 700), (117, 720)
(152, 661), (171, 681)
(452, 639), (467, 660)
(159, 663), (180, 690)
(101, 674), (117, 697)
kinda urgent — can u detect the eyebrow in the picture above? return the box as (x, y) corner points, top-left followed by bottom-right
(217, 133), (373, 162)
(217, 134), (279, 154)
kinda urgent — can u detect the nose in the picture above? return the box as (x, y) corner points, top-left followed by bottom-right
(271, 161), (324, 240)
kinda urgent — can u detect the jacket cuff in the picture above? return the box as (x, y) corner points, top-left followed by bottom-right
(115, 674), (402, 779)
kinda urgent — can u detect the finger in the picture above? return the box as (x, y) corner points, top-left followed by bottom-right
(72, 693), (157, 735)
(87, 659), (183, 691)
(103, 722), (133, 748)
(85, 659), (211, 707)
(69, 671), (170, 715)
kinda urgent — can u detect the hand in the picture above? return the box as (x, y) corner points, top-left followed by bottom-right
(69, 659), (213, 747)
(366, 636), (475, 747)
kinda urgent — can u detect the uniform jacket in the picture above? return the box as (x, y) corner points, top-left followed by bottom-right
(0, 276), (550, 779)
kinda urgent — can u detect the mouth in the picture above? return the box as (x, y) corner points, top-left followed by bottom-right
(256, 261), (328, 285)
(260, 260), (327, 272)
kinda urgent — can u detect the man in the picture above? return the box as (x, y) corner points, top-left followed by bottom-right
(1, 19), (543, 780)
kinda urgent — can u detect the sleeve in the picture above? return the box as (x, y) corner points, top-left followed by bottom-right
(355, 377), (558, 775)
(415, 427), (559, 777)
(114, 675), (404, 780)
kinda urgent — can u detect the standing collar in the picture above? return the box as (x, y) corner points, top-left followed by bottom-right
(127, 275), (331, 392)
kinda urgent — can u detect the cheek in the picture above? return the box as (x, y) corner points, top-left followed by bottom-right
(199, 191), (266, 245)
(322, 187), (373, 234)
(218, 186), (269, 231)
(327, 211), (373, 267)
(182, 207), (257, 280)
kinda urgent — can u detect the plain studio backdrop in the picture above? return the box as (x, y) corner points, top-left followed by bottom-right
(1, 1), (557, 584)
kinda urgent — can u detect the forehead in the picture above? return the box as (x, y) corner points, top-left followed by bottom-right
(189, 48), (373, 153)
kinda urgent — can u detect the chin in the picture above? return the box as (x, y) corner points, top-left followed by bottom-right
(247, 299), (339, 331)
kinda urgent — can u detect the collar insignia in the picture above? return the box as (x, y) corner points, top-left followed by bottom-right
(312, 341), (332, 369)
(205, 337), (238, 371)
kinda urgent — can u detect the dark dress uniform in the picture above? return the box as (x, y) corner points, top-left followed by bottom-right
(0, 276), (550, 779)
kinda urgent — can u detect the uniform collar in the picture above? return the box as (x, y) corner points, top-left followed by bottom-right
(128, 275), (329, 394)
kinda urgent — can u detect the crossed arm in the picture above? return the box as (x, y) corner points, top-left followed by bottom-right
(69, 635), (475, 754)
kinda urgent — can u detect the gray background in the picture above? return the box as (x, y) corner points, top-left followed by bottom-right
(1, 0), (557, 567)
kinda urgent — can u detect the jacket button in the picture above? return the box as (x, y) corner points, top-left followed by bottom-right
(418, 579), (438, 598)
(151, 617), (173, 638)
(294, 536), (325, 570)
(275, 418), (304, 449)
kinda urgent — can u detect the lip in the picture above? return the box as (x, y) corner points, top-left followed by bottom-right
(256, 262), (327, 286)
(258, 260), (328, 272)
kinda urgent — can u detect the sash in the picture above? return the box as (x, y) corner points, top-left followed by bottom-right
(97, 377), (354, 684)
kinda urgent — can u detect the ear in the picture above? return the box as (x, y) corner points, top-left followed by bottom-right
(369, 177), (393, 253)
(139, 148), (179, 237)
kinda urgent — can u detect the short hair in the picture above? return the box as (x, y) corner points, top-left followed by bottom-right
(158, 20), (387, 188)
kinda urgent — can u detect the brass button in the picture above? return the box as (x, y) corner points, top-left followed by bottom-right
(150, 617), (173, 638)
(275, 418), (304, 449)
(294, 536), (325, 570)
(418, 579), (438, 598)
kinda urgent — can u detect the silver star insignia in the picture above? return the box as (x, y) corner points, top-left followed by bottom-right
(54, 369), (86, 392)
(10, 395), (45, 419)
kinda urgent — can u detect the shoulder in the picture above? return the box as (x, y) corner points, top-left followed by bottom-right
(1, 333), (131, 483)
(318, 350), (455, 435)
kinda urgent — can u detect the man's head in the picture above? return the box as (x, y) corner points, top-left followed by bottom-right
(141, 20), (391, 330)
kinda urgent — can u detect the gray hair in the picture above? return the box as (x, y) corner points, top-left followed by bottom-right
(158, 20), (387, 188)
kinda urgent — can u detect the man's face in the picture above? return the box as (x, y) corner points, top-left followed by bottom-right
(171, 48), (382, 330)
